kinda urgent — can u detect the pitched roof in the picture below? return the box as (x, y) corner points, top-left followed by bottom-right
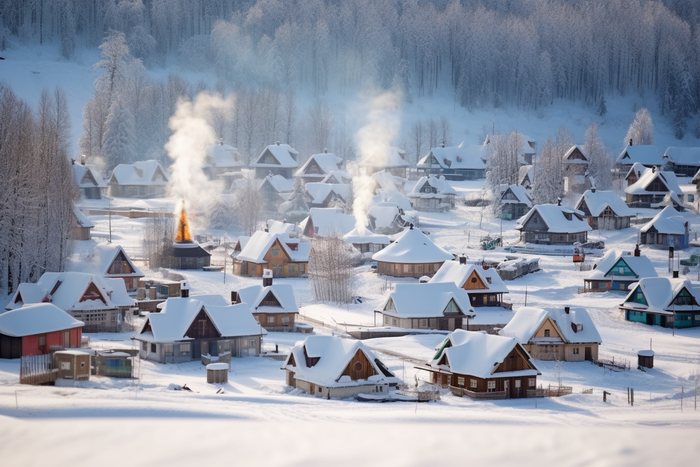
(205, 143), (243, 169)
(0, 303), (83, 337)
(501, 184), (532, 206)
(515, 204), (592, 233)
(251, 143), (299, 168)
(367, 204), (404, 229)
(283, 335), (398, 387)
(72, 205), (94, 228)
(109, 160), (169, 186)
(429, 260), (509, 294)
(294, 153), (343, 178)
(640, 206), (688, 235)
(499, 306), (601, 345)
(302, 208), (356, 237)
(371, 170), (405, 192)
(70, 243), (144, 278)
(575, 190), (634, 217)
(261, 174), (293, 193)
(621, 278), (700, 314)
(137, 295), (264, 343)
(417, 142), (487, 170)
(305, 182), (351, 204)
(616, 145), (662, 166)
(372, 226), (453, 263)
(377, 282), (475, 318)
(236, 283), (298, 314)
(237, 231), (309, 263)
(429, 330), (540, 379)
(563, 145), (589, 163)
(72, 164), (107, 188)
(586, 249), (657, 281)
(663, 147), (700, 166)
(625, 168), (682, 201)
(409, 176), (456, 196)
(343, 227), (391, 245)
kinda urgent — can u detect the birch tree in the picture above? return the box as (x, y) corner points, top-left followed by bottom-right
(308, 233), (355, 304)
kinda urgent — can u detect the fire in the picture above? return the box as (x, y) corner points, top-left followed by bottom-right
(175, 205), (193, 243)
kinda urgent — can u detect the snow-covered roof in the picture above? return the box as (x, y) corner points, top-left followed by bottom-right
(236, 231), (308, 263)
(616, 145), (663, 166)
(371, 170), (405, 192)
(236, 283), (298, 314)
(501, 184), (532, 206)
(429, 330), (540, 379)
(137, 295), (264, 343)
(109, 160), (169, 186)
(283, 335), (398, 387)
(367, 146), (409, 169)
(621, 278), (700, 314)
(409, 176), (456, 196)
(563, 145), (589, 163)
(251, 143), (299, 168)
(343, 227), (391, 245)
(515, 204), (592, 233)
(586, 250), (658, 281)
(378, 282), (474, 318)
(417, 142), (488, 170)
(0, 303), (84, 337)
(640, 206), (688, 235)
(625, 162), (647, 181)
(372, 226), (453, 263)
(663, 147), (700, 166)
(205, 143), (243, 169)
(261, 174), (293, 193)
(321, 170), (352, 184)
(367, 204), (403, 229)
(70, 243), (144, 278)
(302, 208), (356, 237)
(625, 168), (682, 202)
(499, 306), (601, 345)
(429, 260), (509, 294)
(518, 165), (534, 185)
(72, 164), (107, 188)
(266, 220), (299, 236)
(575, 190), (634, 217)
(305, 182), (351, 204)
(294, 153), (343, 178)
(72, 205), (94, 228)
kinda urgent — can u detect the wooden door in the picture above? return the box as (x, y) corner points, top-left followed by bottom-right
(503, 380), (510, 398)
(272, 264), (283, 277)
(200, 341), (208, 357)
(585, 347), (592, 361)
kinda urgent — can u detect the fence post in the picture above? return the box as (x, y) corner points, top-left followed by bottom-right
(630, 388), (634, 407)
(681, 386), (684, 412)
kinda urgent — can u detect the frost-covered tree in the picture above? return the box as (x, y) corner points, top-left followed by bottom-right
(583, 124), (612, 190)
(624, 108), (654, 146)
(532, 137), (563, 205)
(235, 178), (262, 236)
(597, 94), (607, 117)
(102, 99), (137, 169)
(309, 233), (356, 304)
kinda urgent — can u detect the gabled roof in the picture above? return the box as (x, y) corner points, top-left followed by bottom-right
(622, 278), (700, 314)
(251, 143), (299, 168)
(377, 282), (475, 318)
(343, 227), (391, 245)
(109, 160), (169, 186)
(625, 162), (647, 181)
(137, 295), (264, 343)
(237, 283), (298, 314)
(428, 330), (540, 379)
(72, 164), (107, 188)
(616, 145), (662, 166)
(563, 145), (589, 163)
(282, 335), (399, 387)
(294, 153), (343, 178)
(515, 204), (592, 233)
(625, 168), (682, 201)
(69, 243), (144, 278)
(518, 165), (534, 186)
(266, 220), (300, 236)
(640, 206), (688, 235)
(321, 170), (352, 184)
(205, 143), (243, 169)
(260, 174), (293, 193)
(371, 170), (405, 192)
(367, 204), (404, 230)
(575, 190), (634, 217)
(305, 183), (351, 204)
(372, 226), (453, 263)
(0, 303), (83, 337)
(500, 184), (532, 206)
(72, 205), (94, 228)
(301, 208), (356, 237)
(586, 249), (657, 281)
(417, 142), (487, 170)
(409, 176), (456, 196)
(236, 231), (309, 263)
(499, 306), (602, 345)
(368, 146), (409, 169)
(663, 147), (700, 166)
(429, 260), (509, 294)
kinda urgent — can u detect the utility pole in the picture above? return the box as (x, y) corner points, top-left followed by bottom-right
(108, 200), (112, 243)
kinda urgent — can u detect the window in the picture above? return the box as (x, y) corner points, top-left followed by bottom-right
(573, 348), (579, 355)
(528, 378), (536, 389)
(281, 316), (290, 324)
(267, 316), (276, 324)
(695, 315), (700, 320)
(470, 379), (477, 389)
(420, 319), (428, 328)
(457, 377), (465, 387)
(487, 381), (496, 392)
(403, 264), (410, 273)
(544, 329), (550, 337)
(151, 343), (156, 353)
(142, 341), (147, 351)
(179, 343), (191, 355)
(354, 361), (363, 372)
(515, 380), (521, 388)
(219, 340), (231, 353)
(164, 344), (174, 355)
(38, 335), (46, 346)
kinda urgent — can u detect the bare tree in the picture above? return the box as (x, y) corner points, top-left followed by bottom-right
(439, 116), (452, 146)
(235, 178), (262, 236)
(143, 213), (175, 269)
(427, 118), (438, 149)
(411, 120), (425, 165)
(308, 233), (356, 304)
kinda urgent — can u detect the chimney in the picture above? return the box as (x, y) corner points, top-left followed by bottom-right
(441, 141), (445, 148)
(459, 255), (467, 265)
(276, 141), (280, 146)
(180, 280), (190, 298)
(81, 154), (86, 166)
(564, 306), (570, 314)
(629, 139), (633, 146)
(557, 197), (562, 206)
(324, 148), (328, 154)
(231, 290), (239, 304)
(409, 223), (414, 230)
(591, 187), (596, 193)
(263, 269), (273, 287)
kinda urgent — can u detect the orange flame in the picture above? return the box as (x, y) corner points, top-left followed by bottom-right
(175, 205), (193, 243)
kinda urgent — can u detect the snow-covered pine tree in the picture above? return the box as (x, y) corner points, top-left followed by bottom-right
(624, 108), (654, 146)
(102, 99), (137, 170)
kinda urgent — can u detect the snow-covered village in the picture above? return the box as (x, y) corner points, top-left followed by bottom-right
(2, 1), (700, 465)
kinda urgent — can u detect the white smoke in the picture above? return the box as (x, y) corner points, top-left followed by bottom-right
(165, 92), (233, 229)
(352, 90), (402, 235)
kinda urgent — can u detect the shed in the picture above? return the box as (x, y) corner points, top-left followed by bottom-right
(207, 362), (229, 383)
(54, 350), (91, 381)
(638, 350), (654, 369)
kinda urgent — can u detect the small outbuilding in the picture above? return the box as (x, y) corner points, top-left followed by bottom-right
(207, 362), (229, 383)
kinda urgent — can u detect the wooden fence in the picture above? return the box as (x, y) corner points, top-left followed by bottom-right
(19, 354), (57, 385)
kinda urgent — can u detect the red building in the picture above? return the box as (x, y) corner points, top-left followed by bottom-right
(0, 303), (83, 359)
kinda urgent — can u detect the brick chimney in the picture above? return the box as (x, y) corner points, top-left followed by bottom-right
(263, 269), (273, 287)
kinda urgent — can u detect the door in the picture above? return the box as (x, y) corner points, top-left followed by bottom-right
(503, 380), (510, 398)
(200, 341), (208, 357)
(646, 313), (655, 325)
(514, 379), (521, 398)
(272, 264), (284, 277)
(585, 347), (592, 361)
(64, 331), (70, 348)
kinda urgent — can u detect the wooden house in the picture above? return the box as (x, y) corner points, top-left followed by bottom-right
(343, 227), (391, 257)
(367, 203), (410, 235)
(375, 282), (475, 331)
(408, 175), (456, 212)
(258, 174), (293, 212)
(72, 161), (106, 199)
(515, 203), (591, 245)
(204, 141), (244, 179)
(281, 335), (400, 399)
(301, 207), (356, 239)
(71, 205), (94, 240)
(692, 168), (700, 195)
(107, 160), (169, 198)
(6, 272), (135, 333)
(662, 147), (700, 177)
(639, 206), (689, 249)
(133, 294), (265, 363)
(365, 146), (410, 178)
(70, 243), (144, 292)
(574, 189), (634, 230)
(620, 277), (700, 328)
(304, 182), (351, 209)
(429, 258), (510, 308)
(417, 330), (540, 399)
(499, 306), (601, 361)
(233, 231), (310, 278)
(0, 303), (83, 359)
(583, 249), (657, 292)
(250, 142), (299, 179)
(625, 166), (683, 209)
(417, 142), (487, 181)
(294, 152), (344, 183)
(615, 144), (663, 171)
(372, 225), (453, 277)
(624, 162), (647, 187)
(234, 276), (299, 332)
(562, 145), (590, 193)
(499, 184), (532, 219)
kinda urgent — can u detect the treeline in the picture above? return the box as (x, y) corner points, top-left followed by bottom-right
(0, 85), (77, 293)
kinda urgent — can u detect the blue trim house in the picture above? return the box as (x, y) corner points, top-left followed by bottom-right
(584, 249), (657, 292)
(619, 278), (700, 328)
